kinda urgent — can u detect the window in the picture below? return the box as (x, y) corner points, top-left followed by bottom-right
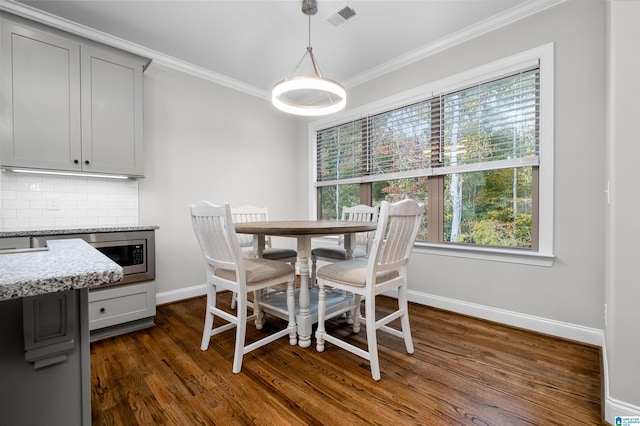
(312, 45), (554, 263)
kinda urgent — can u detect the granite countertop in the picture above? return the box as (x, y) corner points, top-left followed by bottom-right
(0, 239), (123, 301)
(0, 225), (159, 238)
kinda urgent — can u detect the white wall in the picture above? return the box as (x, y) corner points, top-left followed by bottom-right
(606, 0), (640, 418)
(138, 63), (303, 299)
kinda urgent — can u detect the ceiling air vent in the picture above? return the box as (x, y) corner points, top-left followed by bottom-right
(326, 4), (357, 28)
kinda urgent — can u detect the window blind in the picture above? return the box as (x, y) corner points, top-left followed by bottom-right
(316, 67), (540, 186)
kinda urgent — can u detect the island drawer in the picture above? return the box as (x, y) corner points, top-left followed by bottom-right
(88, 281), (156, 331)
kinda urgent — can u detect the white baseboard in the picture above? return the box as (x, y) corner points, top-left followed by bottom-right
(156, 283), (206, 305)
(602, 341), (640, 423)
(159, 285), (605, 344)
(407, 290), (605, 346)
(606, 396), (640, 423)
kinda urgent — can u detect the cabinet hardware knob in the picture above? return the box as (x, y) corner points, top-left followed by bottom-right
(74, 160), (79, 164)
(100, 308), (105, 313)
(84, 160), (90, 165)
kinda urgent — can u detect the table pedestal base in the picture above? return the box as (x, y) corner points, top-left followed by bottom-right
(258, 287), (355, 348)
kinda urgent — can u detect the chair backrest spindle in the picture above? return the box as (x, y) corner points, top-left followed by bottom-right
(340, 204), (379, 251)
(369, 200), (424, 274)
(231, 205), (272, 249)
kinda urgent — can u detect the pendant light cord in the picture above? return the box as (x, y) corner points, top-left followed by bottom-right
(307, 11), (322, 77)
(271, 0), (346, 116)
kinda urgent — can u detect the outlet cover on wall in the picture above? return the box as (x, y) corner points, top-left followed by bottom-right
(46, 195), (60, 210)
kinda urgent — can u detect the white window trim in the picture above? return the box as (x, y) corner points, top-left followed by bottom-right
(309, 43), (555, 266)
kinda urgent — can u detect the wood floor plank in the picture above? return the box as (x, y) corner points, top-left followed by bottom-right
(91, 292), (603, 425)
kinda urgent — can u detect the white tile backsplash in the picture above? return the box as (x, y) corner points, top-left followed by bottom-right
(0, 171), (139, 229)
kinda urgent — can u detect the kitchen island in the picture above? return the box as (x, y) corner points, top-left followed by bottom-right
(0, 239), (123, 426)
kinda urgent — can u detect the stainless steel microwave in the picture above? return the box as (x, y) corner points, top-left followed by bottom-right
(31, 230), (155, 285)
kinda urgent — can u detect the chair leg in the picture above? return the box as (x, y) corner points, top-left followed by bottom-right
(315, 283), (327, 352)
(286, 276), (297, 346)
(310, 254), (317, 288)
(200, 289), (216, 351)
(365, 296), (381, 381)
(230, 291), (237, 309)
(232, 296), (248, 374)
(253, 290), (265, 330)
(398, 287), (415, 354)
(200, 311), (214, 351)
(342, 291), (351, 322)
(352, 294), (362, 333)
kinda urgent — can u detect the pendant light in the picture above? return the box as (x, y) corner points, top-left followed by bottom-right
(272, 0), (346, 116)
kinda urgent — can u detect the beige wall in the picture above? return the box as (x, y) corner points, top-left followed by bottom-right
(138, 64), (303, 298)
(305, 0), (606, 329)
(606, 0), (640, 417)
(137, 0), (638, 419)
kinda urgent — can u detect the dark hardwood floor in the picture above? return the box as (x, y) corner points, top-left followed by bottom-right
(90, 292), (603, 425)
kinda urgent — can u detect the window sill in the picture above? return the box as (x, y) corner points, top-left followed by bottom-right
(414, 242), (555, 267)
(315, 236), (555, 267)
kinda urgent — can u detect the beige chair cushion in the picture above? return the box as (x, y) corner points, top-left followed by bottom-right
(215, 258), (294, 284)
(312, 247), (367, 260)
(317, 258), (399, 288)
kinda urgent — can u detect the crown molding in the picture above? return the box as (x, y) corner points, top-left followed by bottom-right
(0, 0), (271, 99)
(1, 0), (565, 100)
(344, 0), (566, 88)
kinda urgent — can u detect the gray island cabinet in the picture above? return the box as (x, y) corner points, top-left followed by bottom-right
(0, 239), (123, 426)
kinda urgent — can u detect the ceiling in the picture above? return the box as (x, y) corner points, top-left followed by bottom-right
(4, 0), (559, 100)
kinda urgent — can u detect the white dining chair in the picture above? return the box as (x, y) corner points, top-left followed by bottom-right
(231, 205), (298, 265)
(190, 201), (297, 374)
(230, 205), (298, 309)
(310, 204), (379, 286)
(315, 199), (424, 381)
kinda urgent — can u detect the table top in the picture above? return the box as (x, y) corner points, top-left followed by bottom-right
(234, 220), (377, 237)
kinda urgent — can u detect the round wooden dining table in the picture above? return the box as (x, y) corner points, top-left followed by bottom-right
(234, 220), (377, 348)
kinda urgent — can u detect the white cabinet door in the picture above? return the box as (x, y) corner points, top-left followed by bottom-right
(81, 45), (144, 176)
(1, 21), (82, 171)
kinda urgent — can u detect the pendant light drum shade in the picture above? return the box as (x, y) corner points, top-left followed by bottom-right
(272, 1), (346, 116)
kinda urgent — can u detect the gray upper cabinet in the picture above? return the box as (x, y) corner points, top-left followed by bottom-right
(80, 46), (144, 176)
(1, 16), (147, 177)
(1, 21), (82, 172)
